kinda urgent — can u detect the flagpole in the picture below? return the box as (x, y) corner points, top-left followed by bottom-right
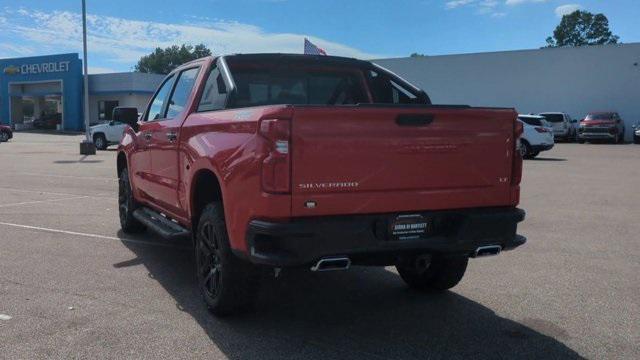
(79, 0), (96, 155)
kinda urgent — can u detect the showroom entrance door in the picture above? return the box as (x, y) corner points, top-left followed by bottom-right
(8, 80), (64, 130)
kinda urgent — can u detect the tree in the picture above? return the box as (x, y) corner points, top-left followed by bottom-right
(546, 10), (619, 48)
(410, 53), (427, 58)
(134, 44), (212, 74)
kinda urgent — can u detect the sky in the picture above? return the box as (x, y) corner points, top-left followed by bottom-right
(0, 0), (638, 73)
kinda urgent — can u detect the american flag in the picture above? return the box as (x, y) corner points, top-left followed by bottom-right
(304, 38), (327, 55)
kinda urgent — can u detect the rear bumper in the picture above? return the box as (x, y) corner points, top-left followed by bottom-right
(553, 130), (569, 138)
(242, 207), (526, 267)
(531, 144), (554, 152)
(579, 129), (618, 140)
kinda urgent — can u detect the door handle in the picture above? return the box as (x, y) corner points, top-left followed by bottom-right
(166, 132), (177, 142)
(396, 114), (435, 127)
(143, 132), (152, 141)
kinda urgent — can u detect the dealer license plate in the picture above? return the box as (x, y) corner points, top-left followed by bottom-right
(389, 214), (433, 241)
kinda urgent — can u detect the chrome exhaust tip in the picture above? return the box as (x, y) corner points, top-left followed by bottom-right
(310, 257), (351, 272)
(473, 245), (502, 258)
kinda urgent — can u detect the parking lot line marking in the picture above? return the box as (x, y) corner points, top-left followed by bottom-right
(0, 196), (89, 208)
(0, 222), (190, 250)
(0, 187), (114, 200)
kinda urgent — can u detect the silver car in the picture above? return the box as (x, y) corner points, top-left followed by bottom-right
(538, 112), (577, 142)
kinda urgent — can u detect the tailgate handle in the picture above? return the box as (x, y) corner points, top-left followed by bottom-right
(395, 114), (435, 126)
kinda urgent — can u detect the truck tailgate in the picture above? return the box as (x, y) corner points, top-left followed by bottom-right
(290, 106), (517, 216)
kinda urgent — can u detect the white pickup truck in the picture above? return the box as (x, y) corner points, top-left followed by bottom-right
(89, 108), (138, 150)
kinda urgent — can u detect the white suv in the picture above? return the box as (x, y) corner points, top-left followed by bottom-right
(518, 115), (554, 159)
(538, 112), (577, 142)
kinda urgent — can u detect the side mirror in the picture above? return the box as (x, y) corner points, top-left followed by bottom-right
(112, 107), (139, 132)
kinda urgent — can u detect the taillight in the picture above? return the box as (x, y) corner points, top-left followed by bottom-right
(534, 127), (549, 133)
(512, 120), (523, 186)
(259, 119), (291, 194)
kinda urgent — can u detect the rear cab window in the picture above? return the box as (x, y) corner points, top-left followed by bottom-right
(540, 114), (564, 123)
(221, 56), (428, 108)
(228, 65), (368, 107)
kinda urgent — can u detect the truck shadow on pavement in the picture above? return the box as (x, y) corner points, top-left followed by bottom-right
(529, 157), (567, 162)
(115, 235), (582, 359)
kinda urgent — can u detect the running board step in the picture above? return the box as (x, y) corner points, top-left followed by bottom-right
(133, 207), (191, 240)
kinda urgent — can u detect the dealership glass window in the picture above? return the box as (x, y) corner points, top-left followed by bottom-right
(98, 100), (119, 121)
(166, 67), (200, 119)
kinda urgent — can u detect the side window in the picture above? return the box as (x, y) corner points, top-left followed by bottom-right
(198, 66), (228, 112)
(98, 100), (119, 121)
(166, 67), (201, 119)
(368, 70), (417, 104)
(146, 75), (175, 121)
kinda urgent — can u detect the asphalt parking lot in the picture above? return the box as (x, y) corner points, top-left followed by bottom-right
(0, 133), (638, 359)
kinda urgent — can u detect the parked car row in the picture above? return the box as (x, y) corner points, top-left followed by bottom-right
(535, 111), (632, 144)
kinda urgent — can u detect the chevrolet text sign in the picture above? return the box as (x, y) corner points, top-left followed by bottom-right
(3, 61), (71, 75)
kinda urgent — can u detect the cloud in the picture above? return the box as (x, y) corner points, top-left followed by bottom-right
(445, 0), (475, 9)
(555, 4), (581, 17)
(446, 0), (505, 17)
(88, 66), (118, 74)
(0, 8), (382, 69)
(0, 43), (35, 57)
(505, 0), (549, 5)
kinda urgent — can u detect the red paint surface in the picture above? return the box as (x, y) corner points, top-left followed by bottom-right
(120, 57), (522, 253)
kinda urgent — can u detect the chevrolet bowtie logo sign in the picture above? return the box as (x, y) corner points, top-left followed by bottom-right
(2, 61), (71, 75)
(3, 65), (20, 75)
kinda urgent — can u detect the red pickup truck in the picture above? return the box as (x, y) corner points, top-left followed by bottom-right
(116, 54), (526, 315)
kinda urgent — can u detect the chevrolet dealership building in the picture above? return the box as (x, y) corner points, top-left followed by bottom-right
(374, 42), (640, 141)
(0, 53), (163, 131)
(2, 44), (639, 138)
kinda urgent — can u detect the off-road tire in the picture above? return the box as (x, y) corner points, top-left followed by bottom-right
(118, 168), (145, 233)
(396, 256), (468, 291)
(195, 203), (260, 316)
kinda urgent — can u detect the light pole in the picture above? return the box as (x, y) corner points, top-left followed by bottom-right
(79, 0), (96, 155)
